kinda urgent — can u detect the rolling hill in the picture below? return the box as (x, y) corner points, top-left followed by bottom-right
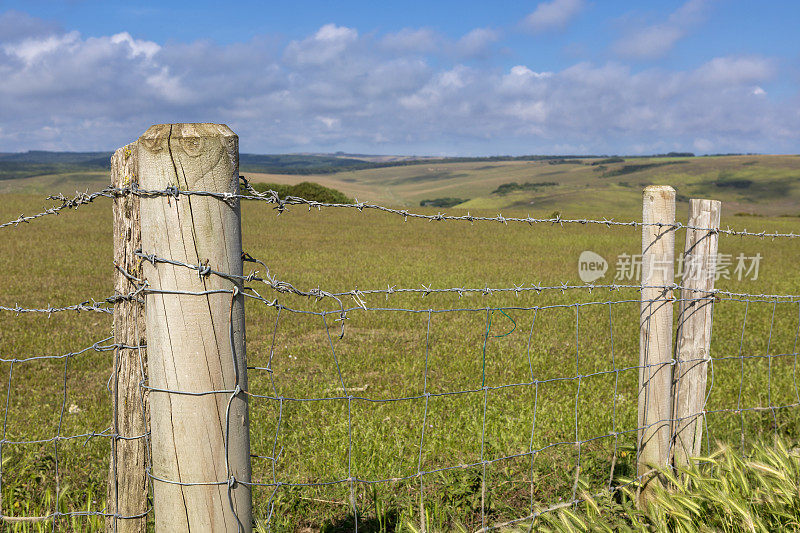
(245, 154), (800, 217)
(2, 152), (799, 218)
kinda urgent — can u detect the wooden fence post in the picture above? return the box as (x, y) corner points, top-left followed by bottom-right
(638, 185), (676, 505)
(138, 123), (252, 531)
(108, 141), (149, 532)
(672, 199), (721, 468)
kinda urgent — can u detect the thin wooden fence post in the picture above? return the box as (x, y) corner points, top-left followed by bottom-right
(138, 123), (252, 531)
(672, 199), (721, 468)
(638, 185), (676, 505)
(108, 141), (149, 532)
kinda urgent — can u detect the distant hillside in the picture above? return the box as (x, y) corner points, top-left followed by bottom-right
(0, 150), (717, 180)
(5, 150), (795, 219)
(237, 153), (611, 174)
(0, 151), (113, 165)
(239, 153), (380, 174)
(0, 150), (617, 180)
(0, 151), (112, 181)
(243, 154), (800, 217)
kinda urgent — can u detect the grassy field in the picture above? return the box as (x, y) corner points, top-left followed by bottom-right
(1, 179), (799, 531)
(4, 154), (800, 217)
(0, 171), (108, 195)
(243, 154), (800, 217)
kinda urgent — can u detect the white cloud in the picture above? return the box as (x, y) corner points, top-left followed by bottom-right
(380, 27), (501, 60)
(614, 25), (683, 59)
(316, 116), (340, 129)
(110, 32), (160, 60)
(614, 0), (712, 59)
(507, 66), (553, 80)
(523, 0), (585, 33)
(146, 66), (193, 104)
(381, 28), (440, 54)
(454, 28), (500, 58)
(4, 31), (79, 65)
(692, 56), (775, 85)
(283, 23), (358, 66)
(504, 100), (547, 123)
(399, 66), (473, 111)
(0, 10), (60, 42)
(0, 16), (796, 155)
(499, 66), (552, 95)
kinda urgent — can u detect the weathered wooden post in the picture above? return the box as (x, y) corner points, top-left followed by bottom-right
(138, 123), (252, 531)
(108, 141), (149, 532)
(672, 199), (720, 468)
(638, 185), (675, 505)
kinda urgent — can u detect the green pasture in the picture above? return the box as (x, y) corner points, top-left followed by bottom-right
(242, 154), (800, 217)
(0, 189), (799, 531)
(3, 154), (800, 217)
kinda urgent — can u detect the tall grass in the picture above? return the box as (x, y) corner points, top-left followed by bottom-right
(2, 193), (800, 530)
(539, 438), (800, 532)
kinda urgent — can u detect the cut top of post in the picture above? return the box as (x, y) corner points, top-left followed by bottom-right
(643, 185), (676, 206)
(138, 123), (239, 192)
(140, 123), (236, 142)
(641, 185), (676, 258)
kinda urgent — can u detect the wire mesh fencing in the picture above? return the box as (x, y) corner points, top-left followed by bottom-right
(1, 175), (799, 531)
(143, 246), (800, 531)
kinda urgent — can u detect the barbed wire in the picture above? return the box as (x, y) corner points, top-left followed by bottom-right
(2, 180), (799, 239)
(121, 276), (800, 531)
(127, 250), (800, 308)
(3, 175), (800, 530)
(238, 178), (800, 239)
(3, 277), (799, 323)
(0, 290), (142, 316)
(19, 247), (775, 529)
(3, 289), (797, 529)
(0, 301), (113, 315)
(0, 189), (117, 229)
(3, 293), (797, 529)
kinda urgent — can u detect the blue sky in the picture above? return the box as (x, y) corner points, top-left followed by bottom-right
(1, 0), (799, 155)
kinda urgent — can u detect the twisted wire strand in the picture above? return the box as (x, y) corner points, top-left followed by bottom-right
(3, 176), (800, 529)
(3, 180), (799, 239)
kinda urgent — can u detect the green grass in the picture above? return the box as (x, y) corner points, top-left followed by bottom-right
(537, 438), (800, 532)
(4, 154), (800, 217)
(1, 189), (799, 531)
(0, 171), (109, 195)
(242, 154), (800, 217)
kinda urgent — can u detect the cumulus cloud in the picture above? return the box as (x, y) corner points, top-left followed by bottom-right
(284, 24), (358, 66)
(613, 0), (712, 59)
(692, 55), (775, 85)
(381, 28), (440, 54)
(523, 0), (585, 33)
(0, 14), (796, 155)
(110, 32), (160, 60)
(499, 66), (552, 96)
(5, 31), (77, 65)
(453, 28), (500, 58)
(400, 66), (473, 111)
(0, 10), (60, 42)
(380, 26), (500, 59)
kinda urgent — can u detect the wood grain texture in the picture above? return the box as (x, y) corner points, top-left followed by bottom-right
(108, 141), (149, 532)
(672, 199), (720, 468)
(138, 124), (251, 532)
(638, 185), (675, 505)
